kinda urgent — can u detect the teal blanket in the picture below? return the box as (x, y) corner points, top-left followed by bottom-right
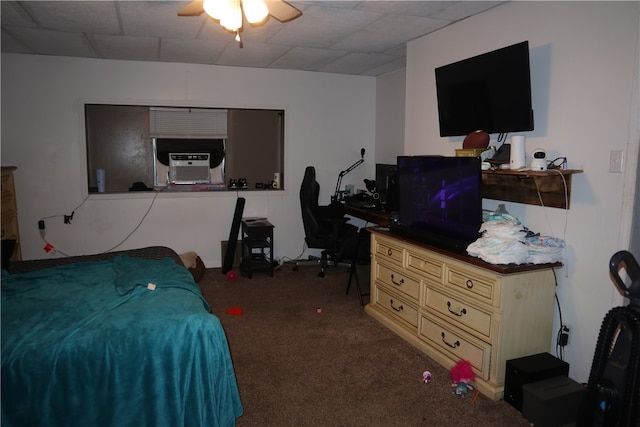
(1, 255), (243, 427)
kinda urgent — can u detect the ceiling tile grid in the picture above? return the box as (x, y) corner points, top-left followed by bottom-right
(1, 1), (506, 76)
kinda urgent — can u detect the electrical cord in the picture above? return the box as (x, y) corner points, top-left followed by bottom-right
(38, 189), (163, 256)
(552, 268), (570, 360)
(104, 189), (162, 252)
(533, 168), (569, 279)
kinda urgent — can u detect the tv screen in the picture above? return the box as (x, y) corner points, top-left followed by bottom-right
(391, 156), (482, 253)
(435, 41), (534, 137)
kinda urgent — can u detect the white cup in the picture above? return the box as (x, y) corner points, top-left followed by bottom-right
(510, 136), (526, 170)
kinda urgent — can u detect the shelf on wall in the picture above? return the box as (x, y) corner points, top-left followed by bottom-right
(482, 169), (583, 209)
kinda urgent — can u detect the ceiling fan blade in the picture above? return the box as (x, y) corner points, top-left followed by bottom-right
(266, 0), (302, 23)
(177, 0), (205, 17)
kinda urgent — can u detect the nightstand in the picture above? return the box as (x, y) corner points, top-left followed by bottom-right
(240, 219), (274, 278)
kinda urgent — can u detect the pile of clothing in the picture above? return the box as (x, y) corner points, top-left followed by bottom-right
(467, 210), (564, 265)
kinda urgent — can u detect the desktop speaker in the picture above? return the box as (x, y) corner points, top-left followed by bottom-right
(504, 352), (569, 411)
(522, 376), (585, 427)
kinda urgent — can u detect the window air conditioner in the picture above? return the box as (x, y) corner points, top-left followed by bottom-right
(169, 153), (211, 184)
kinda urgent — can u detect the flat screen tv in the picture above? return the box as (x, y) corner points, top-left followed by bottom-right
(390, 156), (482, 254)
(435, 41), (534, 137)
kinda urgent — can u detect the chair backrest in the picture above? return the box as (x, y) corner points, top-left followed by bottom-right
(300, 166), (322, 241)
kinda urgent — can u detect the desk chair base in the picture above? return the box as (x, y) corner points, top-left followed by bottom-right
(293, 253), (350, 278)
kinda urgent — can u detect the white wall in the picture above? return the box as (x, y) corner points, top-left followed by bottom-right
(405, 1), (639, 383)
(376, 68), (406, 164)
(1, 54), (376, 266)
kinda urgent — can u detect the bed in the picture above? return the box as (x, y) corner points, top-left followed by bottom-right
(1, 246), (243, 427)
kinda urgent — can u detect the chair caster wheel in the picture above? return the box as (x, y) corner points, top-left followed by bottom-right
(318, 271), (325, 278)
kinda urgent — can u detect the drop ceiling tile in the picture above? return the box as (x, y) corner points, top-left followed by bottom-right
(268, 46), (347, 71)
(355, 1), (455, 17)
(2, 26), (96, 57)
(89, 34), (159, 61)
(0, 1), (504, 76)
(431, 1), (505, 20)
(215, 42), (291, 68)
(383, 43), (407, 57)
(268, 4), (383, 48)
(292, 1), (361, 9)
(316, 52), (399, 75)
(1, 28), (33, 53)
(1, 2), (38, 28)
(120, 1), (203, 38)
(331, 14), (448, 53)
(198, 16), (284, 45)
(160, 37), (228, 64)
(362, 56), (406, 77)
(21, 1), (120, 35)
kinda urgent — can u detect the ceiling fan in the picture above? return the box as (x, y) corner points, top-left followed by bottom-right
(178, 0), (302, 35)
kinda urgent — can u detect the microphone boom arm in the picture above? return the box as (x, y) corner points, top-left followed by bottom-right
(332, 148), (365, 202)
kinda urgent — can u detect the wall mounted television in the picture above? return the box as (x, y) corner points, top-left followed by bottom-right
(435, 41), (534, 137)
(389, 156), (482, 254)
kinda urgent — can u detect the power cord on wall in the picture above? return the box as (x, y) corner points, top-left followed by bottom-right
(553, 268), (570, 360)
(532, 168), (571, 361)
(533, 168), (570, 279)
(38, 189), (162, 256)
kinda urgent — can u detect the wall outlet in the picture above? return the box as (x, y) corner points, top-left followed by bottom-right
(609, 150), (624, 173)
(559, 325), (570, 346)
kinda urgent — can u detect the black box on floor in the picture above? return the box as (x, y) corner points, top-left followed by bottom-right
(522, 376), (586, 427)
(504, 352), (569, 411)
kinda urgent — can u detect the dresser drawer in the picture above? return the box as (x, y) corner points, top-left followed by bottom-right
(374, 236), (404, 266)
(375, 286), (418, 329)
(419, 312), (491, 380)
(424, 288), (493, 340)
(445, 265), (500, 307)
(375, 261), (419, 300)
(407, 251), (444, 284)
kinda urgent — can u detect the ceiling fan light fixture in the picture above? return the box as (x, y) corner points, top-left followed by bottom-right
(203, 0), (243, 32)
(202, 0), (224, 20)
(221, 0), (243, 31)
(242, 0), (269, 24)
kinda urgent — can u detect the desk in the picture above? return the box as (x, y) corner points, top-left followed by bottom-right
(344, 204), (392, 228)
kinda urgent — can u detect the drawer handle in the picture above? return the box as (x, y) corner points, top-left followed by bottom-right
(446, 301), (467, 317)
(390, 274), (404, 287)
(466, 279), (474, 289)
(387, 248), (393, 256)
(441, 332), (460, 349)
(389, 299), (403, 312)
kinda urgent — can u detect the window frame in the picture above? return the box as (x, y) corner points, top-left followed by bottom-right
(83, 103), (285, 194)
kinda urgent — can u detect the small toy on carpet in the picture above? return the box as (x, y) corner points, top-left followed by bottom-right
(422, 371), (432, 383)
(450, 360), (475, 397)
(226, 307), (244, 316)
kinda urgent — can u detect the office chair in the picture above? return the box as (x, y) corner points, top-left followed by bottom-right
(299, 166), (358, 277)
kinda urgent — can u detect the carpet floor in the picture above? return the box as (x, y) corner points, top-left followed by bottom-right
(198, 262), (531, 426)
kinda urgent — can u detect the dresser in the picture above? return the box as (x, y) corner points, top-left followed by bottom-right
(1, 166), (21, 261)
(365, 229), (558, 401)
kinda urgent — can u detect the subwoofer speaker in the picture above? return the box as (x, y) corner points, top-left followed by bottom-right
(504, 352), (569, 411)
